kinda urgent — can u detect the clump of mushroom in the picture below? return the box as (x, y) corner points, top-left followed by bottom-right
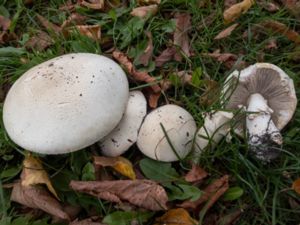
(224, 63), (297, 161)
(3, 53), (129, 154)
(137, 104), (197, 162)
(193, 110), (233, 162)
(99, 91), (147, 157)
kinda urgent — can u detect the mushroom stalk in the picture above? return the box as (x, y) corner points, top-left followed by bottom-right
(246, 93), (282, 158)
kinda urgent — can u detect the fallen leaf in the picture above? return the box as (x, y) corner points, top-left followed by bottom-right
(148, 90), (161, 108)
(130, 5), (158, 18)
(179, 175), (229, 210)
(21, 154), (59, 199)
(70, 217), (104, 225)
(173, 13), (191, 61)
(94, 156), (136, 180)
(70, 179), (168, 211)
(0, 15), (11, 31)
(137, 0), (161, 5)
(160, 70), (192, 91)
(61, 13), (87, 29)
(257, 0), (279, 12)
(81, 0), (105, 10)
(292, 178), (300, 194)
(112, 50), (161, 93)
(217, 208), (243, 225)
(214, 23), (239, 40)
(185, 164), (208, 183)
(11, 182), (69, 221)
(74, 25), (101, 41)
(281, 0), (300, 19)
(37, 14), (61, 33)
(223, 0), (255, 24)
(264, 38), (277, 50)
(199, 80), (220, 107)
(155, 47), (177, 67)
(153, 208), (198, 225)
(138, 31), (153, 66)
(202, 49), (246, 69)
(25, 31), (53, 51)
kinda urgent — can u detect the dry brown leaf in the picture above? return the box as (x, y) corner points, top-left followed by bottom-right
(130, 5), (158, 18)
(0, 15), (11, 31)
(75, 25), (101, 41)
(264, 38), (278, 50)
(37, 14), (61, 33)
(11, 182), (69, 221)
(81, 0), (105, 10)
(179, 175), (229, 210)
(214, 23), (239, 40)
(94, 156), (136, 180)
(257, 0), (279, 12)
(148, 90), (161, 108)
(223, 0), (255, 24)
(160, 71), (192, 91)
(21, 154), (59, 199)
(292, 178), (300, 194)
(155, 47), (177, 67)
(112, 50), (161, 93)
(185, 164), (208, 183)
(173, 13), (191, 61)
(137, 0), (161, 5)
(61, 13), (87, 29)
(281, 0), (300, 19)
(153, 208), (198, 225)
(200, 80), (220, 107)
(70, 179), (168, 211)
(70, 217), (104, 225)
(25, 31), (53, 51)
(138, 31), (153, 66)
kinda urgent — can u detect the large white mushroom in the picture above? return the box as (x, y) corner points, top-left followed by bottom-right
(99, 91), (147, 157)
(137, 104), (197, 162)
(3, 53), (129, 154)
(224, 63), (297, 161)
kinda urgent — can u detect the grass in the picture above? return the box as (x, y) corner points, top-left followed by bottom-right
(1, 0), (300, 224)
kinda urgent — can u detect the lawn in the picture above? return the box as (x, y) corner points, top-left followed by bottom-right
(1, 0), (300, 224)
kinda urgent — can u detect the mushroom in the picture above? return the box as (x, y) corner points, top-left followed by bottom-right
(137, 104), (197, 162)
(99, 91), (147, 157)
(193, 110), (233, 162)
(224, 63), (297, 161)
(3, 53), (129, 154)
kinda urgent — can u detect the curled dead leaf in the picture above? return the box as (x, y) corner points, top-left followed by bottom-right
(147, 89), (161, 108)
(81, 0), (105, 10)
(160, 71), (192, 91)
(153, 208), (198, 225)
(11, 182), (69, 221)
(112, 50), (161, 94)
(257, 0), (279, 12)
(155, 47), (177, 67)
(25, 31), (53, 51)
(214, 23), (239, 40)
(223, 0), (255, 24)
(94, 156), (136, 180)
(130, 5), (158, 18)
(185, 164), (208, 183)
(61, 13), (87, 29)
(292, 178), (300, 194)
(21, 154), (59, 199)
(137, 0), (161, 5)
(138, 31), (153, 66)
(75, 25), (101, 41)
(70, 179), (168, 211)
(179, 175), (229, 211)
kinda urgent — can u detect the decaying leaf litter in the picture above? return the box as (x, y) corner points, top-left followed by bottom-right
(1, 0), (300, 224)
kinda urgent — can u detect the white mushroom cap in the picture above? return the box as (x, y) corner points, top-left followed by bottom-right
(3, 53), (129, 154)
(99, 91), (147, 157)
(137, 104), (197, 162)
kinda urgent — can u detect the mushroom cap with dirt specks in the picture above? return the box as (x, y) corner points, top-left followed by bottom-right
(100, 90), (147, 157)
(3, 53), (129, 154)
(137, 104), (197, 162)
(224, 63), (297, 134)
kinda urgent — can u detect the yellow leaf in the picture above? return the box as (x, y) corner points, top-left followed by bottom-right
(21, 154), (59, 199)
(94, 156), (136, 180)
(223, 0), (255, 24)
(153, 208), (198, 225)
(292, 178), (300, 194)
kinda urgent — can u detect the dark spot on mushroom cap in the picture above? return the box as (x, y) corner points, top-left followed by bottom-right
(48, 63), (54, 67)
(186, 132), (189, 137)
(179, 116), (183, 119)
(79, 93), (82, 96)
(71, 56), (75, 59)
(127, 139), (133, 143)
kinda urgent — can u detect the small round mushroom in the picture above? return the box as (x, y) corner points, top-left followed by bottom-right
(137, 104), (197, 162)
(99, 91), (147, 157)
(225, 63), (297, 161)
(3, 53), (129, 154)
(193, 110), (233, 162)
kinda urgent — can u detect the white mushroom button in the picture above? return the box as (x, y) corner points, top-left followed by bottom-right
(193, 111), (233, 163)
(99, 91), (147, 157)
(3, 53), (129, 154)
(137, 104), (197, 162)
(225, 63), (297, 161)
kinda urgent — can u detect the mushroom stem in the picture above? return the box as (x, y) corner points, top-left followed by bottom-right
(246, 93), (282, 160)
(193, 111), (233, 163)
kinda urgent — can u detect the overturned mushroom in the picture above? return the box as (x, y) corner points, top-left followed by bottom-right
(193, 111), (233, 163)
(225, 63), (297, 161)
(137, 104), (196, 162)
(3, 53), (129, 154)
(99, 91), (147, 157)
